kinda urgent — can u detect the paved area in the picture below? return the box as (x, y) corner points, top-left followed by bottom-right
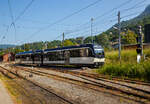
(0, 80), (14, 104)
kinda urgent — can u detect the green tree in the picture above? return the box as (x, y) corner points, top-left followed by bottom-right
(122, 30), (137, 44)
(95, 33), (111, 49)
(24, 44), (30, 51)
(63, 40), (76, 46)
(47, 40), (61, 48)
(84, 36), (92, 44)
(76, 37), (84, 45)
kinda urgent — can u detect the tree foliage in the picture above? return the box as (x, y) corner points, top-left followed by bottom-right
(63, 40), (77, 47)
(122, 30), (137, 44)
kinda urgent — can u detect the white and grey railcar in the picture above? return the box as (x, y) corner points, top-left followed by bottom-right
(15, 51), (34, 64)
(15, 44), (105, 67)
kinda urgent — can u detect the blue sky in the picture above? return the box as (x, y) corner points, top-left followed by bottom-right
(0, 0), (150, 45)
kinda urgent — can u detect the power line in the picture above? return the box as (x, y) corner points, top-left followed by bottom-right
(65, 0), (147, 40)
(121, 11), (143, 19)
(4, 0), (35, 44)
(14, 0), (35, 22)
(21, 0), (103, 43)
(66, 19), (117, 39)
(95, 0), (134, 20)
(20, 0), (147, 44)
(60, 0), (134, 37)
(65, 14), (117, 37)
(8, 0), (17, 43)
(121, 0), (147, 12)
(8, 0), (15, 23)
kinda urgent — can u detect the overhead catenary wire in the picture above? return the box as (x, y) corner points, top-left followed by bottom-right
(14, 0), (35, 23)
(66, 6), (145, 40)
(15, 0), (149, 45)
(4, 0), (35, 44)
(59, 0), (135, 38)
(109, 10), (143, 23)
(94, 0), (134, 20)
(121, 0), (147, 12)
(21, 0), (103, 43)
(8, 0), (17, 43)
(65, 14), (117, 37)
(66, 19), (118, 39)
(121, 11), (143, 19)
(16, 0), (144, 44)
(68, 0), (147, 36)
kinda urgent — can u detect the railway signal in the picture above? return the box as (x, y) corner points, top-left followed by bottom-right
(136, 26), (143, 63)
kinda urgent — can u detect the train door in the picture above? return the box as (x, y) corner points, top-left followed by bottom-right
(41, 52), (43, 65)
(64, 50), (70, 65)
(31, 54), (34, 64)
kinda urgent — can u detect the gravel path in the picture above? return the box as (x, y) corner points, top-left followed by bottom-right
(0, 80), (14, 104)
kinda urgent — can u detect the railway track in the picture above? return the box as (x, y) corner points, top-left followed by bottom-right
(0, 68), (44, 104)
(10, 65), (150, 103)
(16, 64), (150, 86)
(38, 65), (150, 86)
(0, 66), (76, 104)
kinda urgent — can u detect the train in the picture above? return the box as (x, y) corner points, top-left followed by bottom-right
(15, 44), (105, 67)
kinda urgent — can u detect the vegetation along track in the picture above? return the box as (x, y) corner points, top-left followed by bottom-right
(10, 64), (150, 103)
(0, 66), (76, 104)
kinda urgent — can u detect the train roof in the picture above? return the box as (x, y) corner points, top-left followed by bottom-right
(35, 50), (43, 53)
(44, 44), (94, 52)
(16, 50), (43, 55)
(16, 44), (103, 55)
(16, 51), (33, 55)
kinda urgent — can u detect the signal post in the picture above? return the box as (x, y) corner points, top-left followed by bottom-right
(136, 26), (143, 63)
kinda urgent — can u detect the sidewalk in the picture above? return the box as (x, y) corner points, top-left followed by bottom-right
(0, 80), (14, 104)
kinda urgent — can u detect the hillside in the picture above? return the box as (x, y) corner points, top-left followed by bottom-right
(105, 5), (150, 45)
(0, 44), (16, 49)
(122, 5), (150, 28)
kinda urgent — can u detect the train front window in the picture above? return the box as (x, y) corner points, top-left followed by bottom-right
(94, 45), (104, 56)
(94, 49), (104, 56)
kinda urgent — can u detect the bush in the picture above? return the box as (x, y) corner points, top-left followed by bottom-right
(96, 49), (150, 81)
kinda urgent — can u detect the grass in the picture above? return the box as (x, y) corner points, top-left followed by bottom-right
(95, 48), (150, 81)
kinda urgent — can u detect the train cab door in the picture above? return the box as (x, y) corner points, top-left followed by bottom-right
(31, 54), (34, 64)
(41, 52), (43, 65)
(64, 50), (70, 65)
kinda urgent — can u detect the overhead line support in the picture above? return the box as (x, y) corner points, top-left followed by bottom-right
(118, 11), (121, 62)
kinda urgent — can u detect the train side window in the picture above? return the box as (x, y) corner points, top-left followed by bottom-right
(58, 51), (65, 60)
(70, 49), (80, 57)
(34, 54), (42, 61)
(80, 48), (87, 57)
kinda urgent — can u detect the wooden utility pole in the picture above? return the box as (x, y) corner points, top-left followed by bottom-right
(118, 11), (121, 61)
